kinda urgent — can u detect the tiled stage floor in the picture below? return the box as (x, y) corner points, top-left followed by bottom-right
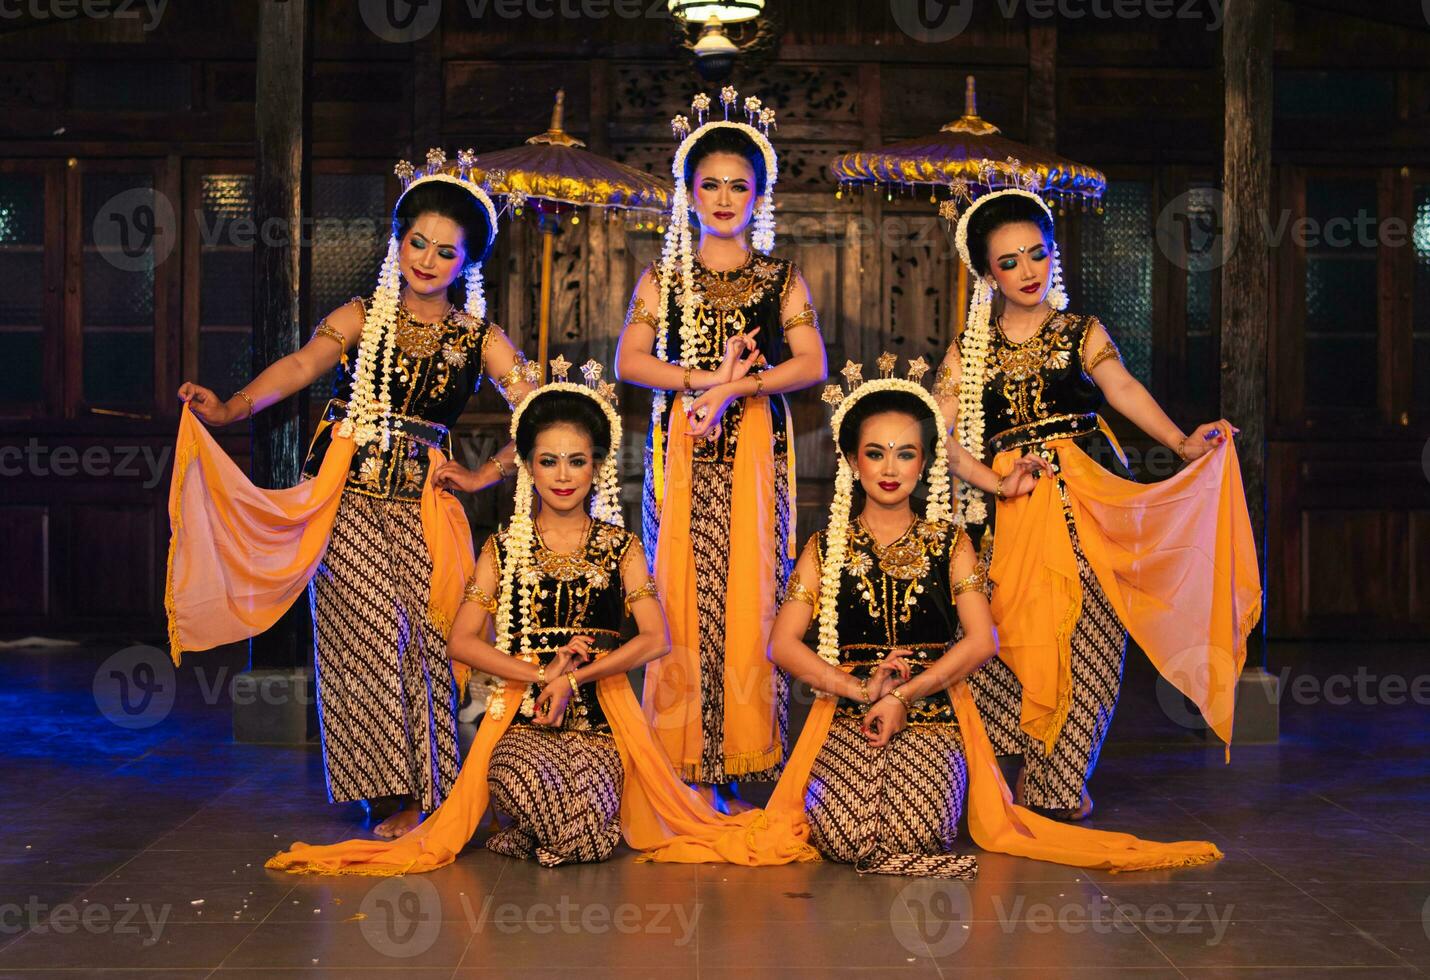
(0, 639), (1426, 978)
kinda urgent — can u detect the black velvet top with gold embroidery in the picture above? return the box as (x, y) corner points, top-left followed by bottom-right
(651, 253), (799, 463)
(491, 519), (638, 735)
(301, 296), (494, 501)
(980, 310), (1130, 477)
(813, 518), (968, 725)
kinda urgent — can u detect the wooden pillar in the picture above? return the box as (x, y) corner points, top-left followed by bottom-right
(242, 0), (313, 733)
(1221, 0), (1278, 740)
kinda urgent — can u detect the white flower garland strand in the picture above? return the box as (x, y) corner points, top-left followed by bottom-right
(815, 377), (952, 672)
(485, 381), (624, 720)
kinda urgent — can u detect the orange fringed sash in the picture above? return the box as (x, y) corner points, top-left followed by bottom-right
(642, 398), (782, 781)
(640, 674), (1222, 871)
(266, 670), (809, 875)
(988, 431), (1262, 756)
(164, 405), (476, 688)
(266, 669), (1220, 875)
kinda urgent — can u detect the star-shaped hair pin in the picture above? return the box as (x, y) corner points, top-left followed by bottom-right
(580, 360), (604, 386)
(548, 354), (572, 383)
(907, 356), (931, 384)
(876, 352), (897, 379)
(840, 360), (864, 390)
(821, 384), (844, 406)
(597, 380), (617, 404)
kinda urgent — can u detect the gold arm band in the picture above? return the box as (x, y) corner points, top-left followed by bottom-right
(624, 580), (660, 611)
(462, 577), (498, 614)
(625, 296), (659, 330)
(781, 303), (818, 334)
(784, 575), (818, 608)
(312, 321), (347, 349)
(952, 569), (988, 597)
(1085, 339), (1122, 372)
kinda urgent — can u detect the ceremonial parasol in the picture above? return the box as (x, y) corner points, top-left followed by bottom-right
(474, 91), (672, 377)
(829, 76), (1106, 331)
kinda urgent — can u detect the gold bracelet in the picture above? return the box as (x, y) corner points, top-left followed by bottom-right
(491, 456), (509, 479)
(753, 373), (765, 398)
(991, 475), (1007, 500)
(536, 663), (547, 686)
(234, 389), (254, 420)
(682, 365), (693, 394)
(858, 677), (870, 704)
(1176, 436), (1189, 461)
(566, 672), (581, 697)
(887, 687), (911, 711)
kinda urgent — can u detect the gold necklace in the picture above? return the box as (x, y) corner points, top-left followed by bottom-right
(394, 302), (451, 359)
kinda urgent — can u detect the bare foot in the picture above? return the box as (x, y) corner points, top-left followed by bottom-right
(1045, 790), (1094, 822)
(373, 805), (422, 839)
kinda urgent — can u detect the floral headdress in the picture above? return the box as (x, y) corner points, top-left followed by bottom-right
(812, 354), (952, 670)
(650, 87), (780, 459)
(937, 159), (1069, 524)
(486, 357), (623, 720)
(339, 148), (502, 449)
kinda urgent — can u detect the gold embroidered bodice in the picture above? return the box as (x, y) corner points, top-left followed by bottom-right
(649, 253), (799, 463)
(492, 519), (636, 734)
(815, 518), (967, 725)
(302, 296), (494, 501)
(980, 311), (1107, 442)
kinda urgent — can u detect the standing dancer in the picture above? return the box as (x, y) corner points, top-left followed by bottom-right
(615, 87), (827, 811)
(932, 174), (1261, 820)
(169, 149), (536, 837)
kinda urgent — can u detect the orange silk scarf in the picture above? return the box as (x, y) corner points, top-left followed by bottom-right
(641, 398), (781, 781)
(164, 405), (476, 690)
(988, 431), (1262, 756)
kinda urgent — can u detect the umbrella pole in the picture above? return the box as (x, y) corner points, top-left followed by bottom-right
(537, 215), (556, 380)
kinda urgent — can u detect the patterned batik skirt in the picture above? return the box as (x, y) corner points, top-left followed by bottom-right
(307, 491), (460, 812)
(642, 453), (792, 785)
(805, 717), (978, 879)
(485, 726), (625, 866)
(968, 516), (1128, 810)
